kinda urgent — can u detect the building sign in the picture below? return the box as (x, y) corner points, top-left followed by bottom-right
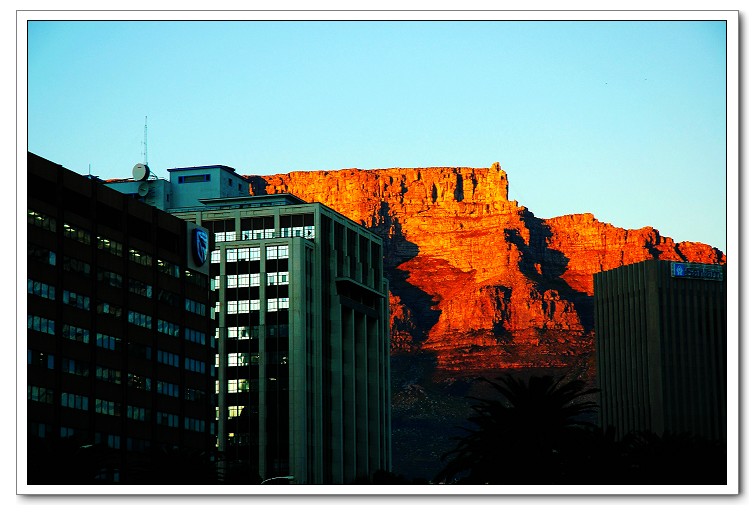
(186, 222), (210, 275)
(191, 228), (209, 266)
(670, 262), (724, 281)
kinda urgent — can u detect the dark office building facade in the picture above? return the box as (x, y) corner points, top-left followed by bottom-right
(26, 153), (215, 484)
(594, 259), (727, 442)
(108, 164), (392, 484)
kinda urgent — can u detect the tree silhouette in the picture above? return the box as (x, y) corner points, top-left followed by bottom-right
(435, 374), (598, 484)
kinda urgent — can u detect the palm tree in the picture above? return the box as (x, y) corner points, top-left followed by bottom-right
(435, 374), (598, 484)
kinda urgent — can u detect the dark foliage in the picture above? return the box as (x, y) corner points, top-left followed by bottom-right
(434, 374), (726, 485)
(28, 436), (119, 485)
(435, 374), (599, 484)
(28, 437), (222, 485)
(127, 445), (221, 484)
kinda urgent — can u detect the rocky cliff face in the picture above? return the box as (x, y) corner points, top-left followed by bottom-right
(245, 163), (725, 372)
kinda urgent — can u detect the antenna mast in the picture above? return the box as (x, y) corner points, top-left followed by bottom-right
(143, 116), (148, 166)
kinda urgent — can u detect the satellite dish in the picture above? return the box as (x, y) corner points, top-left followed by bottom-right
(137, 182), (150, 197)
(132, 163), (150, 181)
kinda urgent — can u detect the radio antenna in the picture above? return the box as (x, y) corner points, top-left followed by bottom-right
(143, 116), (148, 166)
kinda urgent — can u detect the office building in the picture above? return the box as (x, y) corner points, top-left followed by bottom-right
(27, 153), (215, 483)
(108, 164), (392, 484)
(593, 259), (726, 442)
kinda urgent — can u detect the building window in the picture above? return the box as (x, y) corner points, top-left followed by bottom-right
(97, 301), (122, 318)
(267, 298), (289, 312)
(127, 310), (152, 329)
(157, 289), (181, 308)
(128, 278), (153, 298)
(282, 225), (316, 239)
(215, 231), (237, 243)
(62, 324), (90, 344)
(128, 373), (152, 391)
(128, 247), (152, 266)
(225, 272), (261, 288)
(126, 405), (148, 421)
(28, 349), (55, 369)
(219, 352), (258, 367)
(157, 381), (180, 397)
(185, 387), (206, 402)
(63, 290), (91, 310)
(28, 243), (56, 266)
(97, 269), (123, 288)
(29, 422), (52, 439)
(97, 236), (123, 256)
(185, 298), (206, 316)
(184, 268), (208, 288)
(27, 315), (55, 335)
(61, 358), (89, 377)
(157, 319), (180, 337)
(266, 245), (288, 260)
(157, 350), (180, 368)
(184, 417), (206, 433)
(178, 174), (211, 184)
(96, 333), (121, 352)
(157, 411), (179, 428)
(185, 357), (206, 374)
(226, 379), (251, 393)
(96, 366), (121, 384)
(63, 256), (91, 276)
(61, 392), (89, 411)
(28, 385), (54, 404)
(28, 209), (56, 232)
(126, 438), (150, 452)
(157, 259), (180, 278)
(185, 327), (206, 345)
(63, 223), (91, 245)
(28, 279), (56, 301)
(266, 272), (289, 286)
(211, 250), (220, 264)
(95, 432), (121, 449)
(95, 399), (121, 417)
(60, 427), (80, 439)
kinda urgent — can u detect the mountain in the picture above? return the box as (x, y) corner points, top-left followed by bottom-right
(245, 162), (725, 373)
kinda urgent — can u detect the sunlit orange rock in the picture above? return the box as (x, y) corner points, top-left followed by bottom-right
(244, 163), (725, 371)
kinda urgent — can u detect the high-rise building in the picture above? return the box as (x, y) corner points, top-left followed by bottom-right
(107, 164), (392, 484)
(593, 259), (726, 442)
(26, 153), (216, 484)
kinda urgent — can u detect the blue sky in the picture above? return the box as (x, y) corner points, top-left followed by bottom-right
(25, 17), (730, 252)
